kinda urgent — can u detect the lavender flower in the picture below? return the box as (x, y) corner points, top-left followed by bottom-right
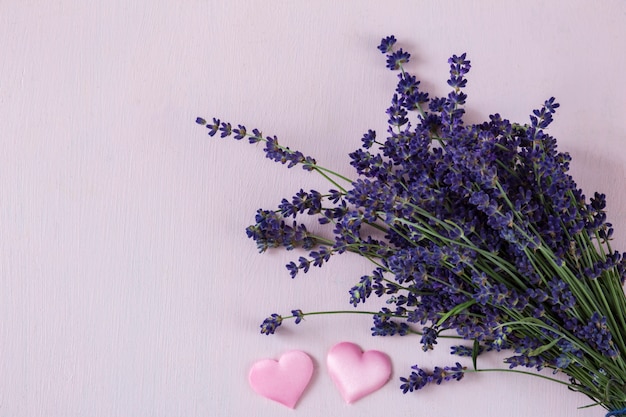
(291, 309), (304, 324)
(260, 314), (283, 335)
(377, 35), (397, 53)
(197, 35), (626, 414)
(386, 49), (410, 70)
(400, 363), (465, 393)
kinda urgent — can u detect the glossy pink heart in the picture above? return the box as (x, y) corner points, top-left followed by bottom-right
(327, 342), (392, 403)
(248, 350), (314, 409)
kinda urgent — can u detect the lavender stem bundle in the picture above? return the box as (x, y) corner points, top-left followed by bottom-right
(197, 36), (626, 414)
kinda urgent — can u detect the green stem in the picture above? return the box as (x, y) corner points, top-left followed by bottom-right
(245, 131), (354, 190)
(465, 367), (572, 388)
(284, 310), (394, 320)
(281, 310), (466, 340)
(313, 167), (348, 193)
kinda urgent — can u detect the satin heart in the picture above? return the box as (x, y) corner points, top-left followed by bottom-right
(327, 342), (391, 403)
(248, 350), (314, 409)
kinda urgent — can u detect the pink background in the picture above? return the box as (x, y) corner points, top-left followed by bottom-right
(2, 1), (626, 416)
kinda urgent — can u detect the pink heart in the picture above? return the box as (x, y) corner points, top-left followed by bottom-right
(248, 350), (314, 409)
(327, 342), (392, 403)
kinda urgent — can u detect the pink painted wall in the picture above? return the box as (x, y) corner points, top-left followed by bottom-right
(1, 1), (625, 416)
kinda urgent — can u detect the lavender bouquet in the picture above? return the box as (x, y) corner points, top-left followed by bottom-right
(196, 36), (626, 415)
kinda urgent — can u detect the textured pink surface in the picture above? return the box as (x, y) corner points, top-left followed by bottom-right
(1, 2), (624, 416)
(327, 342), (392, 404)
(248, 350), (314, 409)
